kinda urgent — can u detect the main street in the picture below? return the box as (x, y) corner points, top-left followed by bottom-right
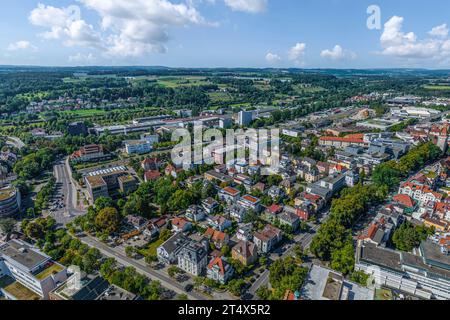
(78, 234), (207, 300)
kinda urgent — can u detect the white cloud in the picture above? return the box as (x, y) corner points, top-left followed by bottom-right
(29, 4), (102, 49)
(320, 45), (356, 60)
(224, 0), (267, 13)
(68, 53), (96, 64)
(265, 52), (281, 63)
(380, 16), (450, 61)
(429, 23), (449, 38)
(78, 0), (212, 57)
(287, 42), (306, 65)
(7, 41), (38, 52)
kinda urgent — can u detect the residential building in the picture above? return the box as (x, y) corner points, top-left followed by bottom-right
(157, 233), (188, 265)
(204, 228), (230, 249)
(208, 216), (232, 232)
(171, 217), (192, 233)
(202, 197), (219, 214)
(232, 241), (258, 266)
(207, 257), (234, 284)
(278, 210), (300, 231)
(218, 187), (241, 204)
(177, 242), (208, 276)
(144, 170), (161, 182)
(237, 195), (261, 213)
(185, 205), (206, 222)
(125, 140), (152, 155)
(399, 181), (444, 204)
(253, 225), (282, 254)
(70, 144), (106, 163)
(236, 224), (253, 242)
(226, 204), (248, 223)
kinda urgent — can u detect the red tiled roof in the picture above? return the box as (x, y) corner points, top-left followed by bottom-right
(393, 194), (416, 208)
(267, 204), (283, 214)
(144, 170), (161, 181)
(208, 257), (226, 275)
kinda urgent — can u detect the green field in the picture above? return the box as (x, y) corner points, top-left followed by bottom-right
(424, 85), (450, 91)
(58, 109), (107, 117)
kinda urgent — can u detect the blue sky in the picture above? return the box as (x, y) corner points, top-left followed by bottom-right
(1, 0), (450, 68)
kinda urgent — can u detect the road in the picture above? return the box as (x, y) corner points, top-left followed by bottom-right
(248, 210), (329, 299)
(78, 234), (207, 300)
(51, 159), (85, 225)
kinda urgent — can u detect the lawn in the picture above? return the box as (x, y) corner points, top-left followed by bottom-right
(3, 281), (41, 300)
(58, 109), (107, 117)
(138, 238), (164, 257)
(35, 264), (64, 280)
(375, 288), (394, 300)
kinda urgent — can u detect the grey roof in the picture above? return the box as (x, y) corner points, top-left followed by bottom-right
(71, 276), (110, 300)
(419, 241), (450, 273)
(160, 232), (189, 255)
(0, 240), (49, 271)
(358, 242), (403, 272)
(179, 242), (207, 263)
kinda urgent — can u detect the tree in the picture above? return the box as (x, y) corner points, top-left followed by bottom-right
(0, 218), (16, 239)
(330, 242), (355, 275)
(227, 279), (246, 297)
(125, 246), (136, 258)
(94, 197), (115, 211)
(95, 207), (121, 235)
(168, 266), (180, 278)
(392, 222), (434, 252)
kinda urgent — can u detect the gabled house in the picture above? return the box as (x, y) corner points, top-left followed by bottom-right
(207, 257), (234, 284)
(264, 204), (283, 223)
(171, 217), (192, 233)
(144, 170), (161, 182)
(232, 241), (258, 266)
(204, 228), (230, 249)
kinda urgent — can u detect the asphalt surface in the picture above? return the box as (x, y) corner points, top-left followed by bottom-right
(78, 234), (207, 300)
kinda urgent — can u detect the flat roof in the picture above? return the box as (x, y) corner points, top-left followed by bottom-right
(420, 241), (450, 273)
(86, 175), (106, 188)
(0, 187), (16, 202)
(3, 281), (41, 300)
(87, 166), (127, 177)
(0, 240), (49, 271)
